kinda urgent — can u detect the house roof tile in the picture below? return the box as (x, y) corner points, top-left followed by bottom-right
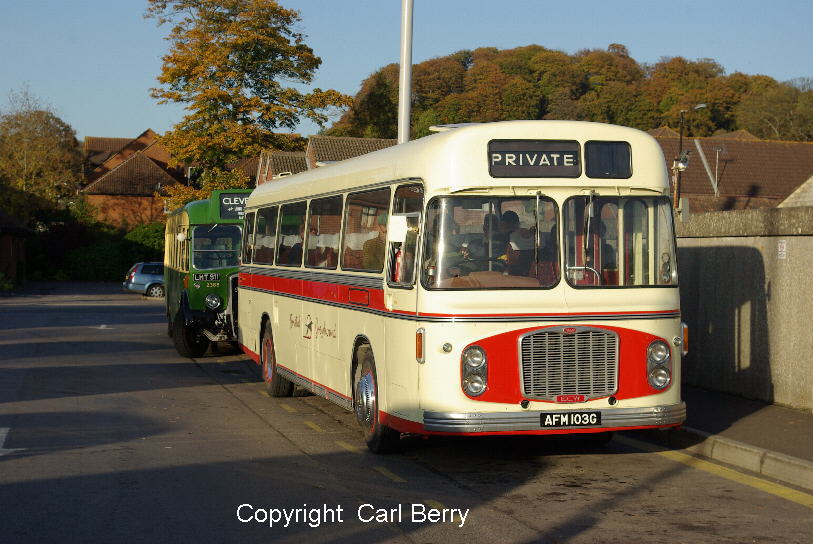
(83, 136), (132, 168)
(307, 135), (396, 164)
(655, 136), (813, 208)
(82, 151), (179, 196)
(648, 126), (680, 138)
(229, 156), (260, 180)
(86, 129), (164, 183)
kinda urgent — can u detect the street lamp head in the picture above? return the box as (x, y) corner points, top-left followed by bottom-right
(694, 103), (707, 110)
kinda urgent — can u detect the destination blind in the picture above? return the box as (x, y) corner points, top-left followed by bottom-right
(488, 140), (580, 178)
(219, 192), (248, 220)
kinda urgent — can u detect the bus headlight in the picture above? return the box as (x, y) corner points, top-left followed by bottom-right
(647, 340), (672, 390)
(461, 346), (487, 396)
(647, 340), (670, 364)
(462, 346), (486, 370)
(204, 293), (222, 310)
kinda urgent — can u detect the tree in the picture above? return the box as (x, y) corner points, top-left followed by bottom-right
(327, 64), (399, 138)
(146, 0), (352, 167)
(736, 81), (813, 141)
(330, 44), (812, 142)
(0, 88), (83, 223)
(160, 167), (250, 211)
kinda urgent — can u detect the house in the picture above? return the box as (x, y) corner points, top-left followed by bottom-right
(255, 151), (308, 184)
(84, 136), (132, 173)
(81, 129), (184, 228)
(305, 135), (396, 169)
(779, 174), (813, 207)
(649, 130), (813, 212)
(254, 136), (397, 185)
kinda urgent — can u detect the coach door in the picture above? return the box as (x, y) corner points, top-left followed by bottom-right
(383, 183), (424, 418)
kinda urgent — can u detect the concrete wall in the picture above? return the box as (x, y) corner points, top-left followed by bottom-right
(676, 207), (813, 412)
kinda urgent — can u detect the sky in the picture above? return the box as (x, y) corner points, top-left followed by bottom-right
(1, 0), (811, 141)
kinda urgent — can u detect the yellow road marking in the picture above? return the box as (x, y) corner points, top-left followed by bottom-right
(336, 440), (361, 454)
(259, 391), (269, 398)
(374, 466), (406, 483)
(616, 435), (813, 510)
(304, 420), (324, 432)
(424, 500), (446, 510)
(280, 403), (296, 413)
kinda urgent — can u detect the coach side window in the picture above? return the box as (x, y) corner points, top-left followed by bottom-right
(341, 187), (391, 272)
(276, 201), (307, 267)
(388, 184), (423, 286)
(241, 211), (255, 264)
(253, 206), (278, 265)
(306, 195), (342, 269)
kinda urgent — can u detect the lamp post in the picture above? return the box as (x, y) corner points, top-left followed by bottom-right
(397, 0), (414, 144)
(672, 103), (706, 210)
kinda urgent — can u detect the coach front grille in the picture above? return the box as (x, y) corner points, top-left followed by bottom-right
(519, 326), (618, 400)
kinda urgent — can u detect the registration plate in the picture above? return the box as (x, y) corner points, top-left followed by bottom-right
(540, 411), (601, 428)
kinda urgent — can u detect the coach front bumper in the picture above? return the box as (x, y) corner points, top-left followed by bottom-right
(423, 402), (686, 433)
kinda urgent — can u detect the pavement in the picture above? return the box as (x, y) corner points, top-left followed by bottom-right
(635, 384), (813, 492)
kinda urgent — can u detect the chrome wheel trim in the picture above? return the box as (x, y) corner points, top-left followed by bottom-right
(263, 338), (273, 382)
(355, 371), (376, 428)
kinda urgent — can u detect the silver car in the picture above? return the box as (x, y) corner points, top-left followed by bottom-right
(123, 262), (165, 297)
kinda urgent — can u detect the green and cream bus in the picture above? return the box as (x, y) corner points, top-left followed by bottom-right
(164, 189), (252, 358)
(237, 121), (687, 453)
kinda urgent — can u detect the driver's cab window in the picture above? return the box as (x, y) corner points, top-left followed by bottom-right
(421, 196), (559, 290)
(388, 184), (423, 287)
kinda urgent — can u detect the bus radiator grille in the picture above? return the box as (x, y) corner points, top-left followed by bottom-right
(519, 328), (618, 400)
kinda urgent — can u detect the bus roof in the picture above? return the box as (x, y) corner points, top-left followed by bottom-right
(247, 120), (669, 208)
(168, 189), (253, 224)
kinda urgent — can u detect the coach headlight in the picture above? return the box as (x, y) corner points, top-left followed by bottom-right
(647, 340), (672, 390)
(204, 293), (222, 310)
(461, 345), (487, 397)
(647, 340), (670, 364)
(462, 346), (486, 370)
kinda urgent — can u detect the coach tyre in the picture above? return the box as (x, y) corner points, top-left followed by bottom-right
(172, 310), (209, 358)
(261, 323), (293, 397)
(354, 346), (400, 453)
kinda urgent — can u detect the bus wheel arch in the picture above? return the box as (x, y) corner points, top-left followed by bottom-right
(261, 320), (293, 397)
(353, 341), (400, 454)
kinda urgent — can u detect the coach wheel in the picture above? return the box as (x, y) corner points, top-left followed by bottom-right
(354, 347), (400, 454)
(172, 310), (209, 358)
(261, 323), (293, 397)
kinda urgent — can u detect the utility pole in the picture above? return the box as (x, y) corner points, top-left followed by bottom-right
(397, 0), (414, 144)
(672, 103), (706, 210)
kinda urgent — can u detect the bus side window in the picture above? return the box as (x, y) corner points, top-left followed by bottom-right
(306, 195), (342, 269)
(388, 183), (423, 286)
(242, 211), (256, 264)
(341, 187), (390, 272)
(254, 206), (278, 265)
(276, 202), (307, 267)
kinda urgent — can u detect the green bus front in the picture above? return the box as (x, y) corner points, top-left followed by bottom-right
(165, 189), (252, 358)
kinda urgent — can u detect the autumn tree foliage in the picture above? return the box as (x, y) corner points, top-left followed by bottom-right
(329, 44), (813, 142)
(160, 167), (250, 212)
(147, 0), (351, 168)
(0, 89), (83, 224)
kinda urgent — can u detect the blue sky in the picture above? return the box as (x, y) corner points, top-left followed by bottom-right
(1, 0), (810, 140)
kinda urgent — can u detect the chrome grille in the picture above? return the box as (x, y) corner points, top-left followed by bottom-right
(519, 327), (618, 400)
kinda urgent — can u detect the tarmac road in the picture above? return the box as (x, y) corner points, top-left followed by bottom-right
(0, 283), (811, 543)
